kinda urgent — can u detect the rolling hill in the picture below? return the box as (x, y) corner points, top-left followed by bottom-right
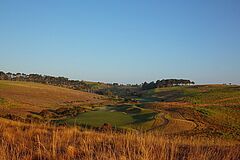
(0, 80), (108, 115)
(139, 85), (240, 139)
(0, 80), (240, 159)
(1, 80), (240, 140)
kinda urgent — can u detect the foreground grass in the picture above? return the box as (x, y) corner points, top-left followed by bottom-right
(0, 119), (239, 160)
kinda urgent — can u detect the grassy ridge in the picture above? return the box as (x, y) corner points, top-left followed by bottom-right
(141, 85), (240, 139)
(0, 80), (108, 115)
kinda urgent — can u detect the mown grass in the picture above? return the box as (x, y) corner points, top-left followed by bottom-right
(56, 105), (157, 130)
(63, 110), (134, 127)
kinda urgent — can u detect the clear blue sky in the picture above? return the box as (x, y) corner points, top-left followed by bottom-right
(0, 0), (239, 84)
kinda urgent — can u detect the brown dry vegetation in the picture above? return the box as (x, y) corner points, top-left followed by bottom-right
(0, 118), (239, 160)
(0, 80), (109, 115)
(145, 101), (240, 139)
(1, 81), (240, 159)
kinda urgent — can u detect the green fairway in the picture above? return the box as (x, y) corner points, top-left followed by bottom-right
(64, 110), (134, 127)
(59, 105), (157, 128)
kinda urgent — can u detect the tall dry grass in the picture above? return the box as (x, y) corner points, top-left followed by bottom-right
(0, 119), (239, 160)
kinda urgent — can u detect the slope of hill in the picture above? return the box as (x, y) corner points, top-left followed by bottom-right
(0, 80), (240, 159)
(139, 85), (240, 139)
(0, 80), (158, 131)
(0, 80), (108, 115)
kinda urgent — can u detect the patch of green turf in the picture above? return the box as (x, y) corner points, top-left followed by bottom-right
(64, 110), (134, 127)
(56, 105), (157, 129)
(132, 112), (156, 123)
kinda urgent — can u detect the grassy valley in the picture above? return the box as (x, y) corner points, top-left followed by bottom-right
(0, 79), (240, 159)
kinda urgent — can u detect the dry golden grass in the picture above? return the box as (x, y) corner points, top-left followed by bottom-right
(0, 118), (239, 160)
(162, 119), (197, 134)
(141, 101), (240, 139)
(0, 80), (109, 115)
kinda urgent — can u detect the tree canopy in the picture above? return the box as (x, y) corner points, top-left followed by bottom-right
(142, 79), (195, 90)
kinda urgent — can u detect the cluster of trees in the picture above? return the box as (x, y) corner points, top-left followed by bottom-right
(95, 87), (138, 98)
(142, 79), (195, 90)
(0, 71), (92, 91)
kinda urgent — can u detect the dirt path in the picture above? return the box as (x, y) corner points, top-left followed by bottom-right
(147, 109), (199, 133)
(147, 112), (169, 131)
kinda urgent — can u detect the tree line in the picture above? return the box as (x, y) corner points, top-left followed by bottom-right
(142, 79), (195, 90)
(0, 71), (195, 93)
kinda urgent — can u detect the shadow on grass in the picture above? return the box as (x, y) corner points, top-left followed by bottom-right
(132, 112), (157, 123)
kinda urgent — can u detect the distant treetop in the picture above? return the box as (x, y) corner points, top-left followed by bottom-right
(142, 79), (195, 90)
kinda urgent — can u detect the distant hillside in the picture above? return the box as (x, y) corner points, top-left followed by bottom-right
(0, 71), (112, 92)
(0, 71), (198, 100)
(139, 84), (240, 139)
(0, 80), (109, 115)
